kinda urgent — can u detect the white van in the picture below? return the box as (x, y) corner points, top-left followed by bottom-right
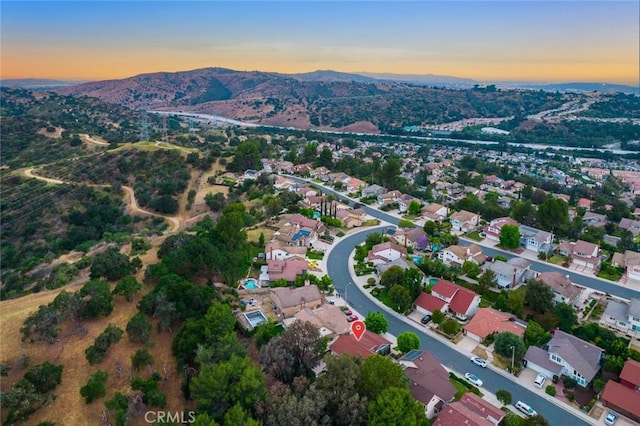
(534, 373), (546, 388)
(515, 401), (537, 417)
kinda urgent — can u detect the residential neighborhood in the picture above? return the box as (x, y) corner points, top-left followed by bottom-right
(223, 136), (640, 425)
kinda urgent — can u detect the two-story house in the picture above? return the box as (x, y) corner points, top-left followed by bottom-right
(535, 272), (583, 306)
(482, 257), (532, 289)
(399, 350), (456, 419)
(429, 279), (481, 321)
(482, 217), (519, 242)
(523, 330), (604, 387)
(270, 285), (322, 318)
(366, 241), (408, 265)
(391, 227), (427, 250)
(437, 244), (485, 268)
(558, 240), (601, 271)
(600, 298), (640, 335)
(449, 210), (480, 233)
(582, 212), (608, 227)
(398, 194), (419, 213)
(377, 190), (402, 206)
(422, 203), (449, 223)
(519, 225), (554, 254)
(612, 250), (640, 281)
(259, 257), (309, 286)
(618, 218), (640, 236)
(265, 240), (308, 260)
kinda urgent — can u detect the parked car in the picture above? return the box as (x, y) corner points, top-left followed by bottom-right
(470, 356), (487, 368)
(534, 373), (546, 388)
(421, 314), (432, 324)
(464, 373), (483, 387)
(347, 315), (359, 322)
(605, 412), (618, 425)
(515, 401), (537, 417)
(343, 310), (353, 316)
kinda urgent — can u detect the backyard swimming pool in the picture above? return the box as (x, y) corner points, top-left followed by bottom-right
(429, 277), (439, 285)
(239, 278), (259, 290)
(244, 310), (268, 329)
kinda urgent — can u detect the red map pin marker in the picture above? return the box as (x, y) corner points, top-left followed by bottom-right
(351, 321), (366, 341)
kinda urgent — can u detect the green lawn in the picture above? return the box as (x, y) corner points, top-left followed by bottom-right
(307, 251), (324, 260)
(465, 231), (483, 241)
(450, 379), (468, 400)
(548, 255), (566, 265)
(372, 288), (403, 313)
(597, 269), (622, 282)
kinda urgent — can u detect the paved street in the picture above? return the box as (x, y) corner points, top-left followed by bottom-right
(287, 175), (640, 301)
(327, 229), (595, 425)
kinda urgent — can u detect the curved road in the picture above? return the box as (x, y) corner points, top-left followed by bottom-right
(328, 229), (593, 426)
(287, 175), (640, 301)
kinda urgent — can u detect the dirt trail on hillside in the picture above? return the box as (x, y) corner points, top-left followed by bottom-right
(22, 167), (182, 233)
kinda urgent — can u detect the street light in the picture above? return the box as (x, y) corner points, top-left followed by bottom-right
(345, 282), (353, 307)
(510, 345), (515, 372)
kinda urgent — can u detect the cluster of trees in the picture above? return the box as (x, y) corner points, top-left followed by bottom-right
(147, 204), (253, 285)
(21, 279), (114, 343)
(378, 265), (424, 312)
(0, 361), (63, 423)
(573, 322), (640, 374)
(262, 352), (428, 426)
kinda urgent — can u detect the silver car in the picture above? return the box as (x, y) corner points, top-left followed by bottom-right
(470, 356), (487, 368)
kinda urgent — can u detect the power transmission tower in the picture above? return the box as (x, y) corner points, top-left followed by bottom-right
(139, 103), (150, 142)
(161, 115), (168, 142)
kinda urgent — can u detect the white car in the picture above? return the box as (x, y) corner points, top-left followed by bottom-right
(534, 373), (546, 388)
(470, 356), (487, 368)
(605, 412), (618, 425)
(464, 372), (483, 387)
(515, 401), (538, 417)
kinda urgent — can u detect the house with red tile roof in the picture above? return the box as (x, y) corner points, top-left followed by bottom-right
(577, 198), (593, 210)
(414, 293), (447, 316)
(329, 330), (392, 358)
(620, 359), (640, 390)
(462, 308), (526, 342)
(433, 393), (505, 426)
(601, 379), (640, 424)
(430, 279), (480, 321)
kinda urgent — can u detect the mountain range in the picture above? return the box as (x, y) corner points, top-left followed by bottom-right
(44, 67), (636, 133)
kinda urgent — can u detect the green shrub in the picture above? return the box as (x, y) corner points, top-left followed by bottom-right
(563, 377), (578, 389)
(440, 319), (461, 336)
(545, 385), (556, 396)
(80, 371), (108, 403)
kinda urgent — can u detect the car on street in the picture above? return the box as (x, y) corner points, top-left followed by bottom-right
(343, 310), (353, 316)
(605, 412), (618, 425)
(470, 356), (487, 368)
(464, 372), (483, 387)
(421, 314), (432, 324)
(515, 401), (537, 417)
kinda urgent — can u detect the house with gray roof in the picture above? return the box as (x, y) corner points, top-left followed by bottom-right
(523, 330), (604, 387)
(600, 298), (640, 336)
(482, 257), (531, 289)
(519, 225), (553, 254)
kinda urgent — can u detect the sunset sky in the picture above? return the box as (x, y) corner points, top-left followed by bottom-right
(1, 1), (638, 85)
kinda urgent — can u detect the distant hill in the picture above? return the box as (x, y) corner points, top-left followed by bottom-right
(57, 67), (575, 133)
(526, 82), (639, 94)
(357, 71), (478, 88)
(0, 78), (86, 89)
(290, 70), (378, 83)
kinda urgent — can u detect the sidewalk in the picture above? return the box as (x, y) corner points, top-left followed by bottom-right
(464, 235), (640, 294)
(342, 246), (598, 425)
